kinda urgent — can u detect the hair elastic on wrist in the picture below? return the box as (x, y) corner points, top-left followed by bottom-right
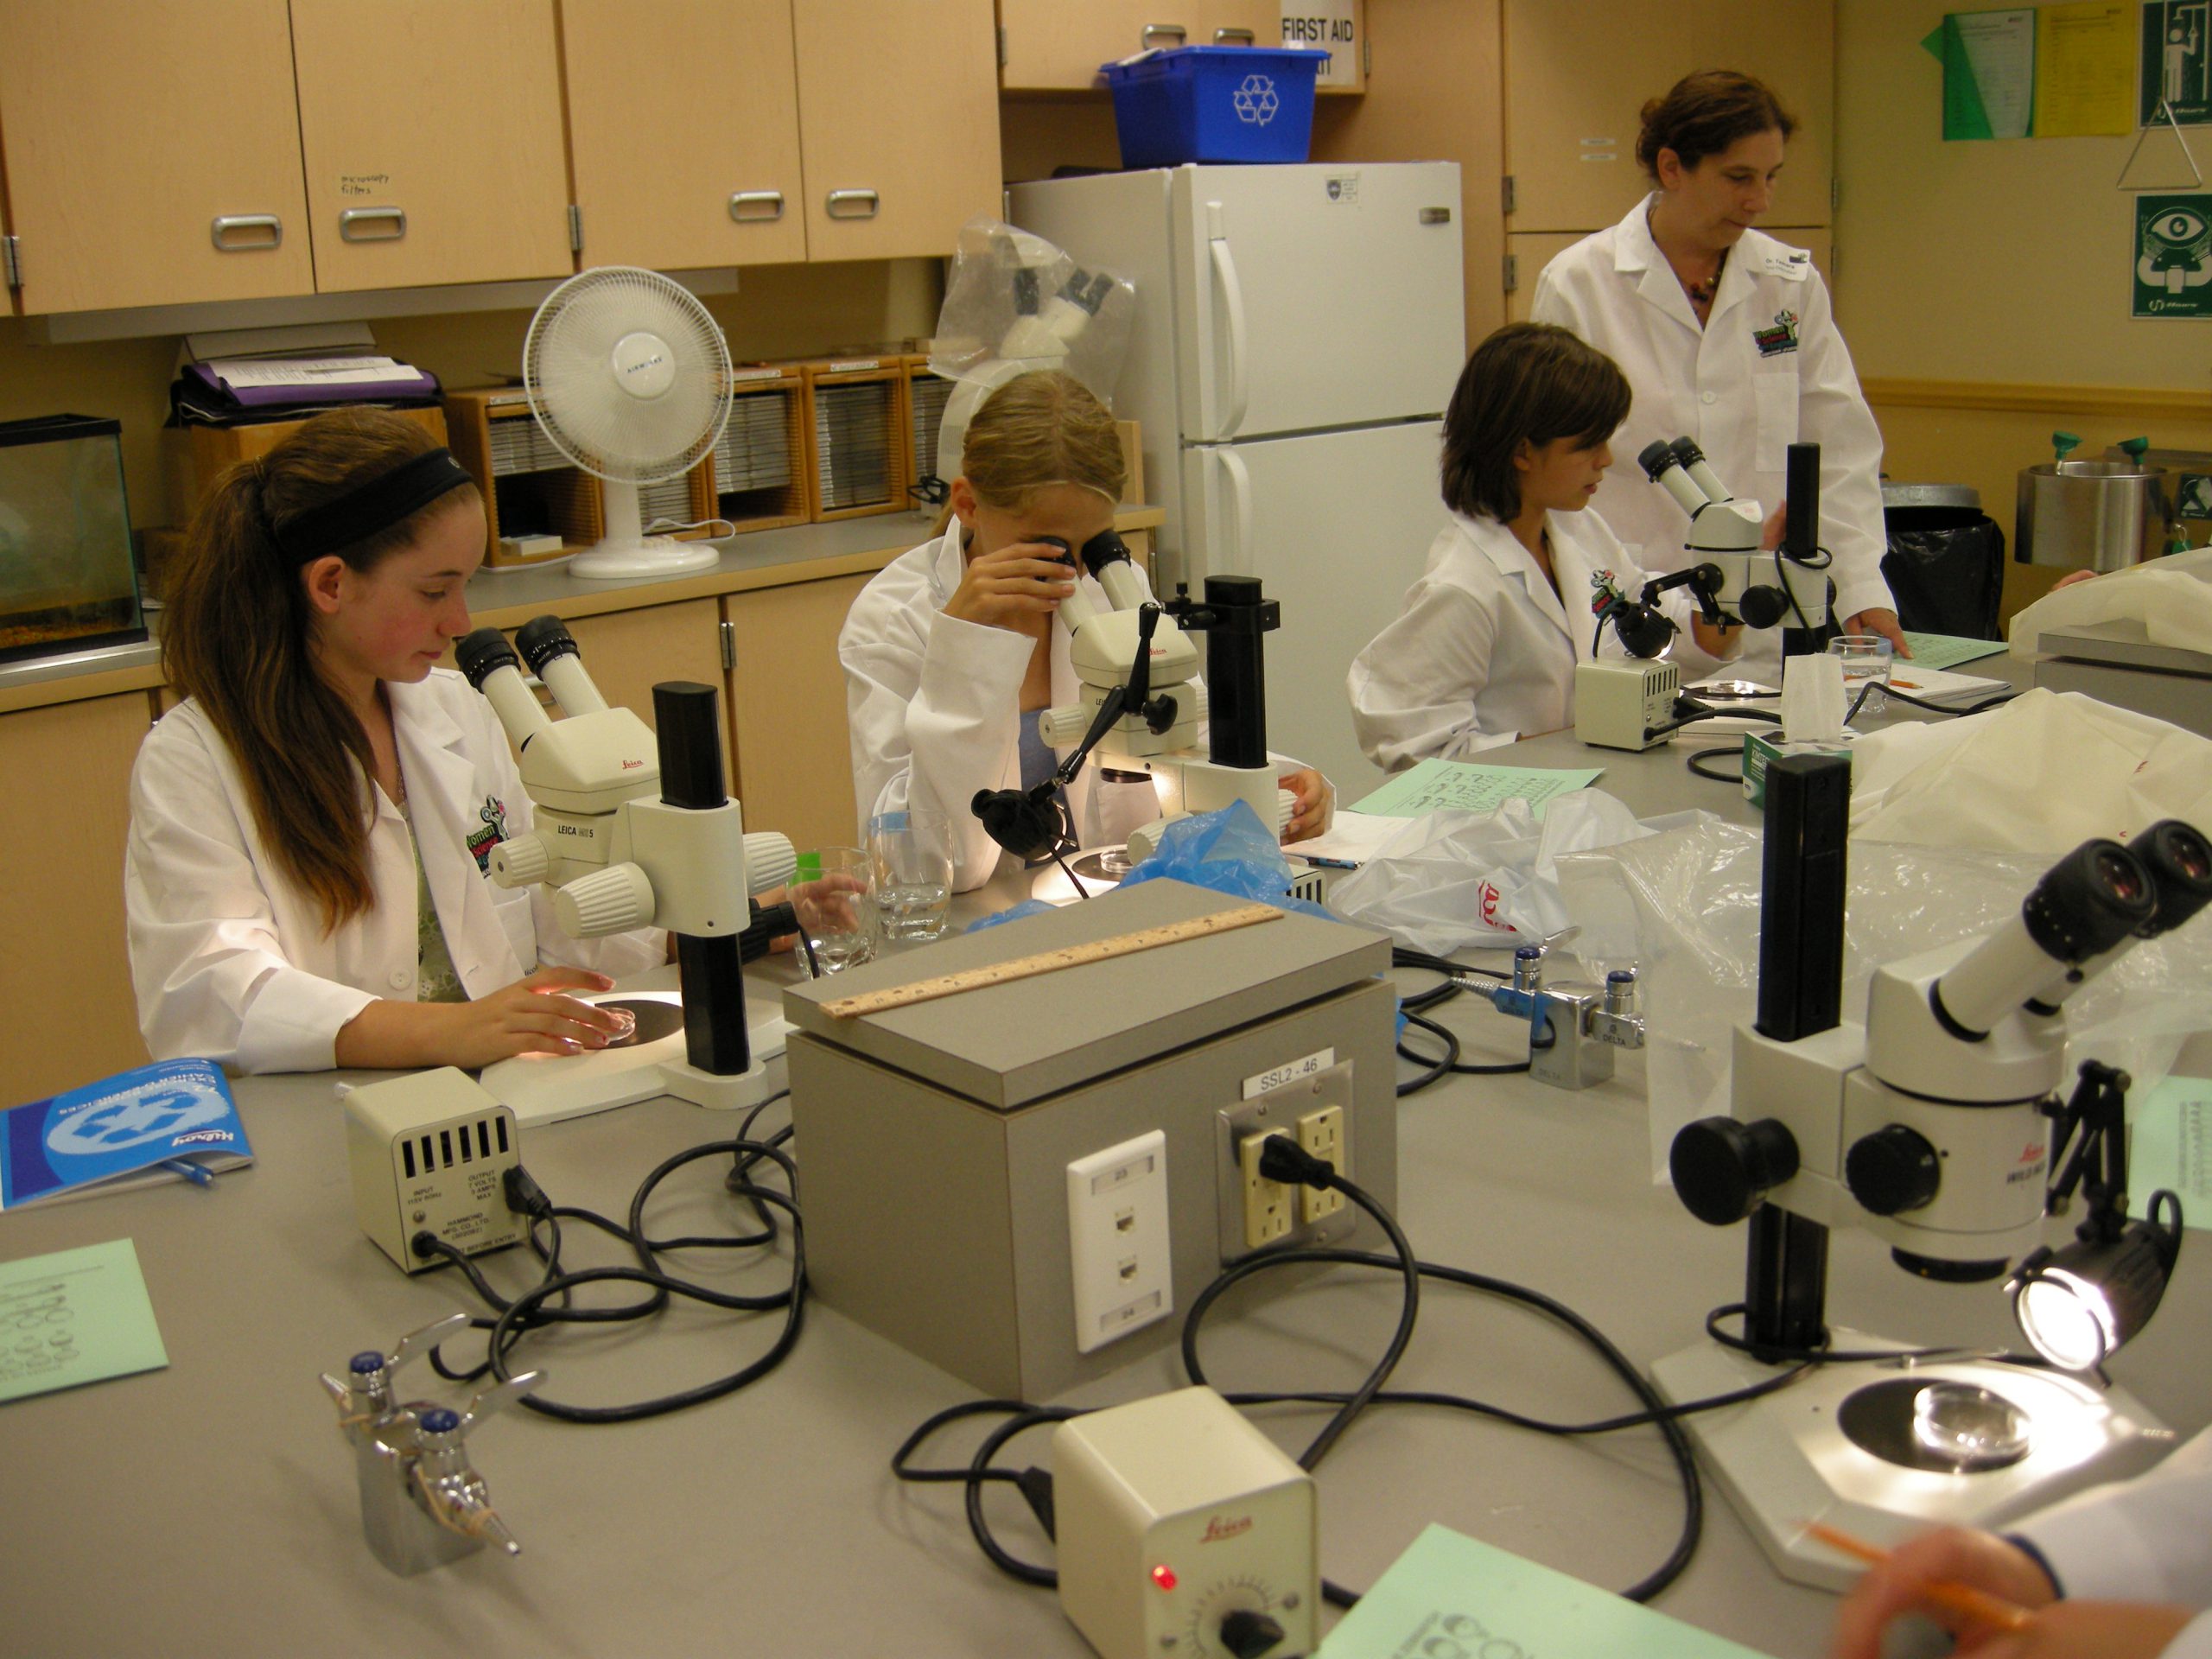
(274, 448), (477, 564)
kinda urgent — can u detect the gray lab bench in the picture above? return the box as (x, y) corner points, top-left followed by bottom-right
(5, 649), (2206, 1659)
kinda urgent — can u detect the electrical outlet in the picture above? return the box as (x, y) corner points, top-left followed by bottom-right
(1066, 1131), (1172, 1354)
(1238, 1131), (1295, 1250)
(1295, 1104), (1346, 1224)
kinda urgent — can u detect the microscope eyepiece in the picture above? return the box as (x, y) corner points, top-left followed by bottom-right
(454, 627), (521, 690)
(514, 614), (581, 677)
(2021, 840), (2158, 963)
(1077, 528), (1132, 578)
(1669, 436), (1710, 467)
(2128, 820), (2212, 937)
(1637, 439), (1680, 480)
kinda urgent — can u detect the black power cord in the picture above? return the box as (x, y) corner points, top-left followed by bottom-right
(416, 1093), (806, 1422)
(1389, 946), (1529, 1094)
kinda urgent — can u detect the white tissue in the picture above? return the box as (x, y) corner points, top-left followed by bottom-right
(1780, 651), (1847, 741)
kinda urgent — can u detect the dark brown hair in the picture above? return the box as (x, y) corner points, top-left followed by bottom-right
(1440, 323), (1631, 524)
(1637, 70), (1797, 177)
(161, 408), (482, 933)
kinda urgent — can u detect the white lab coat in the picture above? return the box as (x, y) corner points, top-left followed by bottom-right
(125, 669), (664, 1074)
(1347, 506), (1730, 771)
(1531, 197), (1894, 682)
(2013, 1422), (2212, 1659)
(840, 525), (1169, 893)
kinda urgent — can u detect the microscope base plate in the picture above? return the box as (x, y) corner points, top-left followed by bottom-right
(482, 990), (790, 1127)
(1653, 1330), (2173, 1591)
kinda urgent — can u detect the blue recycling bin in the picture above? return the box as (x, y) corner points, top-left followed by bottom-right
(1102, 46), (1330, 168)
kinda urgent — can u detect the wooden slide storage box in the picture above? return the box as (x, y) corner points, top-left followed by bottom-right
(163, 405), (448, 530)
(696, 366), (809, 534)
(903, 353), (954, 495)
(803, 356), (912, 523)
(443, 388), (602, 569)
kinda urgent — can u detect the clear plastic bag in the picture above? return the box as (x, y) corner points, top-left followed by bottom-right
(928, 217), (1135, 406)
(1325, 790), (1682, 956)
(1554, 822), (2212, 1181)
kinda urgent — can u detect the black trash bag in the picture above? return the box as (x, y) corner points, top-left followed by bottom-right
(1881, 507), (2006, 639)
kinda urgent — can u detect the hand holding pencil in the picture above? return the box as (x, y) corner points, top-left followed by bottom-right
(1826, 1521), (2195, 1659)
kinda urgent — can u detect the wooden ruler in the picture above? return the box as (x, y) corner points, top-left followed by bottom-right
(818, 902), (1284, 1019)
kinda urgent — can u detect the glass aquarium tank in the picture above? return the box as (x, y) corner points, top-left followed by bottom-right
(0, 414), (146, 665)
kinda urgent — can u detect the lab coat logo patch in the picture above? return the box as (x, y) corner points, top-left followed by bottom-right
(1752, 308), (1800, 357)
(467, 796), (508, 873)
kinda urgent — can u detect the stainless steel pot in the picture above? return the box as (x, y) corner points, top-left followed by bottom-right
(2016, 461), (2171, 572)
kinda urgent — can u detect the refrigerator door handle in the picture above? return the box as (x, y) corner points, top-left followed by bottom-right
(1218, 446), (1254, 575)
(1205, 202), (1250, 441)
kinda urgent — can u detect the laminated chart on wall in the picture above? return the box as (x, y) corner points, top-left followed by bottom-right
(2143, 0), (2212, 125)
(1923, 10), (2037, 139)
(2036, 1), (2137, 135)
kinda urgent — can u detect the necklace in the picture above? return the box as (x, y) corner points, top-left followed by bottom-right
(1681, 250), (1726, 308)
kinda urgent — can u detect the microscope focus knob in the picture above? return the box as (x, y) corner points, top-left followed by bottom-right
(1845, 1126), (1942, 1216)
(490, 833), (551, 887)
(1669, 1116), (1801, 1226)
(1218, 1609), (1287, 1658)
(554, 862), (656, 938)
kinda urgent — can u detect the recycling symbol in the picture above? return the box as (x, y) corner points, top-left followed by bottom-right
(48, 1081), (230, 1155)
(1231, 73), (1280, 126)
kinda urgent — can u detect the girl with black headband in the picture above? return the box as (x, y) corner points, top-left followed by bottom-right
(125, 407), (659, 1072)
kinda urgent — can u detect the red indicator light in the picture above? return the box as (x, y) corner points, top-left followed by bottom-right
(1150, 1565), (1178, 1592)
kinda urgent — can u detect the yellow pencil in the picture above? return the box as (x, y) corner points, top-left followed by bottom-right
(1803, 1521), (2036, 1633)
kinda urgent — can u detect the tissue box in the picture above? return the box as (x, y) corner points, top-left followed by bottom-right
(1743, 733), (1853, 808)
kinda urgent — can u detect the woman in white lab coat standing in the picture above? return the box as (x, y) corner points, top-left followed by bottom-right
(127, 408), (658, 1073)
(1531, 70), (1903, 680)
(1347, 323), (1741, 769)
(841, 370), (1329, 893)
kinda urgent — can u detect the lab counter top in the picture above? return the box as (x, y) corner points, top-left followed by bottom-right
(0, 504), (1166, 715)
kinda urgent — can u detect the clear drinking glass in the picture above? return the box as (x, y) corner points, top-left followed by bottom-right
(1827, 632), (1895, 721)
(790, 847), (876, 974)
(869, 810), (954, 943)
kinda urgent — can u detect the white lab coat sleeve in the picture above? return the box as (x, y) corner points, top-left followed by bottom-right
(1793, 270), (1895, 624)
(125, 717), (376, 1074)
(1347, 574), (1518, 769)
(2012, 1424), (2212, 1611)
(842, 582), (1034, 893)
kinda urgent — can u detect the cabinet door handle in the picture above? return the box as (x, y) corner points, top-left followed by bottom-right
(825, 188), (879, 219)
(1213, 26), (1255, 44)
(338, 206), (407, 243)
(729, 190), (785, 222)
(210, 214), (283, 252)
(1141, 22), (1187, 48)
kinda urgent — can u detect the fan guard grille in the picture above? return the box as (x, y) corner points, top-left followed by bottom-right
(523, 266), (733, 485)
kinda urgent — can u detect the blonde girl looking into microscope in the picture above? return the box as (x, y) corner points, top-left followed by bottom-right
(1347, 321), (1743, 769)
(841, 369), (1329, 894)
(126, 406), (660, 1074)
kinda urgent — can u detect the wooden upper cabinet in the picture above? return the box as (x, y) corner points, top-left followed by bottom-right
(791, 0), (1001, 263)
(0, 0), (313, 315)
(561, 0), (809, 270)
(1503, 0), (1833, 235)
(998, 1), (1280, 90)
(290, 0), (573, 292)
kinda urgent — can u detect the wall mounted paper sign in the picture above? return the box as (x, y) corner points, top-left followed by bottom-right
(1923, 9), (2037, 139)
(1281, 1), (1357, 88)
(2035, 1), (2136, 136)
(2142, 0), (2212, 125)
(2134, 194), (2212, 315)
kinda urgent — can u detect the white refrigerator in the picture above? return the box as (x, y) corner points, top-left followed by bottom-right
(1008, 162), (1465, 793)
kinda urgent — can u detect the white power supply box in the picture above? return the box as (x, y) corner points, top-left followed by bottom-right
(1574, 658), (1681, 751)
(346, 1067), (525, 1273)
(1054, 1387), (1318, 1659)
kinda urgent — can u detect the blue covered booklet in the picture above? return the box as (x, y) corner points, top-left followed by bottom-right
(2, 1058), (252, 1211)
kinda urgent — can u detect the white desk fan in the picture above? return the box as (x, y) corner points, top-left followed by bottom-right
(524, 266), (732, 579)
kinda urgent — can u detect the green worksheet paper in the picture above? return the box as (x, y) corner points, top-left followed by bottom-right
(2133, 1076), (2212, 1227)
(0, 1237), (168, 1405)
(1319, 1524), (1778, 1658)
(1349, 758), (1603, 819)
(1900, 632), (2012, 670)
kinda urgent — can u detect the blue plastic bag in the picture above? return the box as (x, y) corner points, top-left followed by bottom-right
(1117, 800), (1338, 922)
(965, 898), (1059, 934)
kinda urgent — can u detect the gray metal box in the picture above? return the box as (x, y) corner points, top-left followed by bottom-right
(2035, 619), (2212, 736)
(782, 880), (1397, 1400)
